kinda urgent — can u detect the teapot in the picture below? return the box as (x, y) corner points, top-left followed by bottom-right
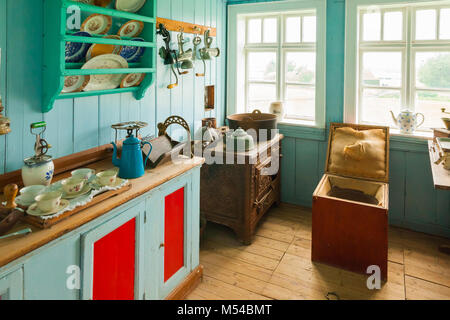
(226, 127), (255, 152)
(390, 109), (425, 134)
(111, 130), (152, 179)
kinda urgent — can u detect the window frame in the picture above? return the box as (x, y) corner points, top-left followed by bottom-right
(227, 0), (327, 128)
(345, 0), (450, 133)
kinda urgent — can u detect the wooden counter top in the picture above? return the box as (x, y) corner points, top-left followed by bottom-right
(0, 156), (205, 268)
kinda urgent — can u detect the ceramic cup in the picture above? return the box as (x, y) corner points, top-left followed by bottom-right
(71, 168), (95, 181)
(61, 177), (85, 195)
(35, 191), (63, 213)
(19, 185), (47, 203)
(96, 170), (118, 186)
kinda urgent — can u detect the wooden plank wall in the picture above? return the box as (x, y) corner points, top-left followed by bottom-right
(0, 0), (226, 172)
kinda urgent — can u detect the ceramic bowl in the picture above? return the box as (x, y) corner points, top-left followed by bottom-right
(19, 185), (47, 203)
(96, 170), (118, 186)
(65, 31), (92, 63)
(61, 177), (86, 195)
(119, 38), (145, 62)
(71, 168), (95, 181)
(35, 191), (63, 213)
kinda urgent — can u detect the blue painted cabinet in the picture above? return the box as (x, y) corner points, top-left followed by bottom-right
(0, 268), (23, 300)
(0, 166), (202, 300)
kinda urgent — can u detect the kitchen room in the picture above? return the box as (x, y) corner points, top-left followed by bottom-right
(0, 0), (449, 304)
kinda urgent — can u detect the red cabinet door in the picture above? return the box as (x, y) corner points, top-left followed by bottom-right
(92, 218), (136, 300)
(164, 187), (185, 282)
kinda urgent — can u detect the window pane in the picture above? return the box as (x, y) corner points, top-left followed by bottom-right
(439, 9), (450, 39)
(285, 17), (301, 43)
(363, 12), (381, 41)
(263, 18), (277, 43)
(383, 11), (403, 41)
(302, 16), (316, 42)
(285, 52), (316, 85)
(285, 86), (315, 119)
(248, 84), (276, 113)
(416, 91), (450, 129)
(362, 52), (402, 87)
(248, 19), (262, 43)
(361, 89), (401, 125)
(248, 52), (277, 82)
(416, 52), (450, 89)
(415, 9), (436, 40)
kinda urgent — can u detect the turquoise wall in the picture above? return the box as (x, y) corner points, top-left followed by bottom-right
(228, 0), (449, 238)
(0, 0), (226, 173)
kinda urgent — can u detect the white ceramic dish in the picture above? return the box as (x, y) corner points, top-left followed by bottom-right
(93, 176), (125, 188)
(118, 20), (144, 37)
(72, 168), (96, 181)
(27, 199), (70, 217)
(115, 0), (146, 12)
(62, 75), (90, 93)
(81, 14), (112, 35)
(19, 185), (47, 203)
(16, 195), (37, 207)
(61, 177), (86, 195)
(34, 191), (63, 213)
(62, 184), (93, 199)
(96, 170), (118, 186)
(120, 73), (145, 88)
(81, 54), (128, 91)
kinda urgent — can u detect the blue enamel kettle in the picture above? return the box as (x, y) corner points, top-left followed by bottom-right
(111, 131), (152, 179)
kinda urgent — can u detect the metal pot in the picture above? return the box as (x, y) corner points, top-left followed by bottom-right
(227, 110), (277, 141)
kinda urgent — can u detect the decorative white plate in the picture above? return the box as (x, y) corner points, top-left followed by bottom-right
(115, 0), (146, 12)
(27, 200), (70, 217)
(62, 75), (90, 93)
(62, 184), (93, 199)
(92, 177), (126, 188)
(120, 73), (145, 88)
(81, 54), (128, 91)
(118, 20), (144, 38)
(81, 14), (112, 35)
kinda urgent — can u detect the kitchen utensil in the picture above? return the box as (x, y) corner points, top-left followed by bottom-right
(115, 0), (146, 12)
(85, 35), (122, 61)
(65, 31), (92, 63)
(82, 54), (128, 91)
(62, 75), (90, 93)
(35, 191), (63, 213)
(0, 185), (25, 236)
(157, 24), (179, 89)
(96, 170), (118, 186)
(226, 128), (255, 152)
(390, 109), (425, 134)
(198, 29), (220, 77)
(19, 185), (47, 204)
(111, 122), (152, 179)
(177, 30), (194, 71)
(71, 168), (95, 181)
(22, 122), (55, 186)
(27, 199), (70, 217)
(0, 228), (32, 241)
(227, 109), (278, 141)
(81, 14), (112, 35)
(118, 20), (144, 38)
(119, 37), (145, 62)
(0, 96), (11, 135)
(120, 73), (145, 88)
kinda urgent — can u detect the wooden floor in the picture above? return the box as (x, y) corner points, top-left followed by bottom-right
(187, 203), (450, 300)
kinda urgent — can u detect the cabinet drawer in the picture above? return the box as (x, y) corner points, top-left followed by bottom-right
(254, 154), (280, 199)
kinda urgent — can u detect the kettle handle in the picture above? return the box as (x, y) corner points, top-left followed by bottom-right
(416, 113), (425, 128)
(142, 141), (153, 167)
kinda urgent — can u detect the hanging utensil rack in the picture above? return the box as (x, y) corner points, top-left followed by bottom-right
(42, 0), (157, 113)
(156, 17), (217, 36)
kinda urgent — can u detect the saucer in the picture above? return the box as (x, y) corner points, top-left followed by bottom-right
(15, 195), (36, 208)
(27, 200), (70, 217)
(62, 184), (93, 199)
(93, 177), (125, 188)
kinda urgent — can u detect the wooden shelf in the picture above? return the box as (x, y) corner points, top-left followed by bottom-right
(42, 0), (157, 113)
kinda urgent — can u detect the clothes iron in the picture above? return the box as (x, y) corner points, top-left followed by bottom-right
(111, 121), (152, 179)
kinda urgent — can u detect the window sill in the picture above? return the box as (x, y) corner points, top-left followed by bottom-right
(389, 128), (433, 140)
(278, 119), (326, 141)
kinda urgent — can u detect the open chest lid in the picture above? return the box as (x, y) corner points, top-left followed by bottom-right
(325, 123), (390, 183)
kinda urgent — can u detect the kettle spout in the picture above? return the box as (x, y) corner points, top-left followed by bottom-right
(390, 111), (398, 126)
(111, 142), (121, 167)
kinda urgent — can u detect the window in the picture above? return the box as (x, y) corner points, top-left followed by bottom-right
(345, 0), (450, 132)
(228, 1), (326, 128)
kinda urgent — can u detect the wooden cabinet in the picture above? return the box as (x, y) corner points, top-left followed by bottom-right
(0, 268), (23, 300)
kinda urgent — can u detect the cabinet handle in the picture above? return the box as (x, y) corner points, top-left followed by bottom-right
(160, 243), (165, 249)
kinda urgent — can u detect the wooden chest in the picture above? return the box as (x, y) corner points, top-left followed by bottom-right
(200, 135), (283, 244)
(312, 123), (389, 280)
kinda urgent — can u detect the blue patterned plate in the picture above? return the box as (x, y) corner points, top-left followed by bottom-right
(119, 38), (145, 62)
(65, 31), (92, 63)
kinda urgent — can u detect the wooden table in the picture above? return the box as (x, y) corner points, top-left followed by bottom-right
(427, 140), (450, 254)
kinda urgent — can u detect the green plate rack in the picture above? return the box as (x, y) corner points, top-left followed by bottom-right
(42, 0), (157, 113)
